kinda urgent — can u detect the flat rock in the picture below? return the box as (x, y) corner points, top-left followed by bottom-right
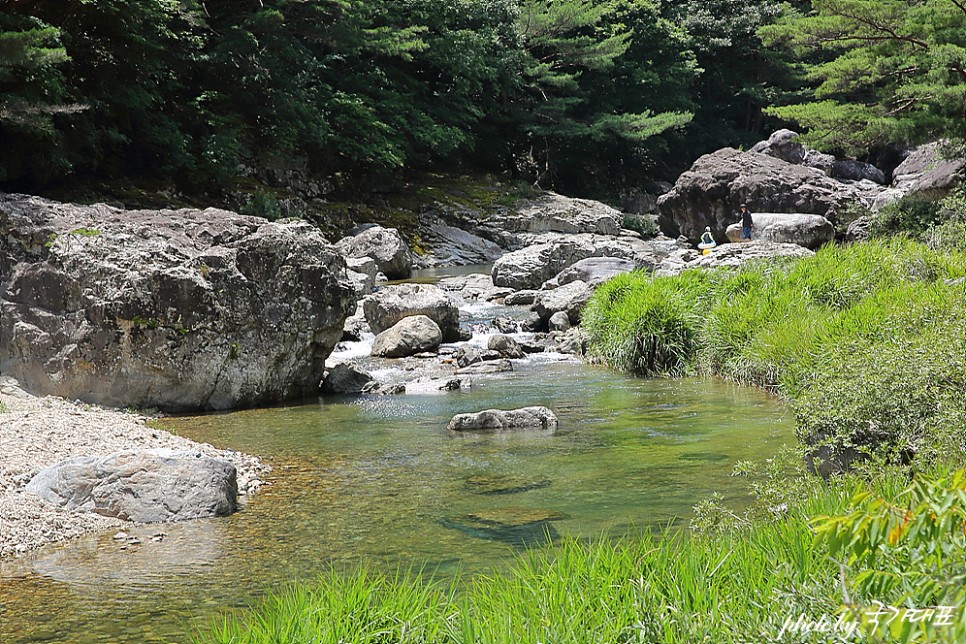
(724, 213), (834, 249)
(25, 449), (238, 523)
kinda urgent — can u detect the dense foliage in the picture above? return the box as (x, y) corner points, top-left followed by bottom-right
(761, 0), (966, 155)
(0, 0), (797, 196)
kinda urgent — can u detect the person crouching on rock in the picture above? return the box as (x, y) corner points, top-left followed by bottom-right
(698, 227), (716, 255)
(739, 204), (753, 241)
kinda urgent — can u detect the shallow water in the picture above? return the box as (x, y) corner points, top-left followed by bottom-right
(0, 364), (790, 643)
(0, 268), (793, 643)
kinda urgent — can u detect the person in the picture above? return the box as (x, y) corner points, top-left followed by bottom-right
(739, 204), (753, 241)
(698, 226), (716, 254)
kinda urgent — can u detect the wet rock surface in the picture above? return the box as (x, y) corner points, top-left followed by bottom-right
(447, 406), (558, 432)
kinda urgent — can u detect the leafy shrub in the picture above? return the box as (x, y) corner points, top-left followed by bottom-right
(869, 195), (943, 238)
(621, 213), (660, 237)
(239, 191), (283, 221)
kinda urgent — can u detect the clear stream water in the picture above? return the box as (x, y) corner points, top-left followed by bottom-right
(0, 270), (793, 644)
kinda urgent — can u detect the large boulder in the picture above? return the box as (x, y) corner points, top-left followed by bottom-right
(532, 280), (593, 326)
(370, 315), (442, 358)
(0, 194), (355, 411)
(750, 129), (806, 165)
(543, 256), (637, 288)
(724, 213), (834, 249)
(363, 283), (461, 342)
(657, 148), (881, 242)
(25, 449), (238, 523)
(335, 225), (414, 280)
(879, 141), (966, 208)
(485, 192), (622, 236)
(447, 406), (558, 432)
(491, 238), (595, 290)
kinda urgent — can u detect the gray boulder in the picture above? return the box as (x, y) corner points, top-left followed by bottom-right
(344, 256), (378, 295)
(26, 449), (238, 523)
(532, 280), (592, 326)
(454, 344), (484, 368)
(370, 315), (442, 358)
(486, 192), (622, 236)
(548, 311), (571, 332)
(335, 225), (413, 280)
(544, 256), (637, 288)
(750, 129), (806, 165)
(889, 141), (965, 202)
(487, 334), (524, 359)
(657, 148), (881, 242)
(803, 149), (836, 175)
(831, 159), (886, 185)
(363, 283), (461, 342)
(437, 273), (495, 301)
(548, 327), (589, 355)
(0, 194), (355, 412)
(724, 213), (834, 249)
(492, 239), (595, 290)
(504, 290), (538, 306)
(447, 406), (558, 432)
(322, 362), (374, 394)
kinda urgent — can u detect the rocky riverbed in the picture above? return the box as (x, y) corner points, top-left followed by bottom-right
(0, 377), (266, 559)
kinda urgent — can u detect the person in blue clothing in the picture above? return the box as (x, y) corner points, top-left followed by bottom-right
(739, 204), (754, 240)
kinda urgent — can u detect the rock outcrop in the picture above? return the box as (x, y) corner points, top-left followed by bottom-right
(483, 192), (622, 236)
(362, 283), (461, 342)
(447, 406), (558, 431)
(0, 193), (355, 411)
(335, 225), (414, 279)
(25, 449), (238, 523)
(658, 148), (881, 242)
(543, 256), (637, 288)
(724, 213), (834, 249)
(873, 141), (966, 210)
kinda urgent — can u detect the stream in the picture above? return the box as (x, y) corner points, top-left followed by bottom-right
(0, 267), (792, 643)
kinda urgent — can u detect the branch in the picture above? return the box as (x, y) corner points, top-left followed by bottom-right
(834, 7), (930, 50)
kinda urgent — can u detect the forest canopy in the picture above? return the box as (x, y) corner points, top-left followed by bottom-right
(0, 0), (962, 197)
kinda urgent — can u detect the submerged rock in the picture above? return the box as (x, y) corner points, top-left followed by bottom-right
(464, 474), (552, 496)
(447, 406), (557, 431)
(442, 507), (565, 546)
(26, 449), (238, 523)
(0, 193), (355, 411)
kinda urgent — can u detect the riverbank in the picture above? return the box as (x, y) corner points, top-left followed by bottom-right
(0, 377), (266, 559)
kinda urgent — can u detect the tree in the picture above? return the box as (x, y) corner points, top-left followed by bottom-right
(499, 0), (691, 188)
(761, 0), (966, 154)
(0, 12), (75, 182)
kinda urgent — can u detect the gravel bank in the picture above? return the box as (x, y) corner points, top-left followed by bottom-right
(0, 377), (267, 559)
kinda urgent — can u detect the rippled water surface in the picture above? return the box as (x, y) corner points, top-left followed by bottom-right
(0, 270), (793, 643)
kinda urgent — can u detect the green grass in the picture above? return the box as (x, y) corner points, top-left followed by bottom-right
(193, 467), (966, 643)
